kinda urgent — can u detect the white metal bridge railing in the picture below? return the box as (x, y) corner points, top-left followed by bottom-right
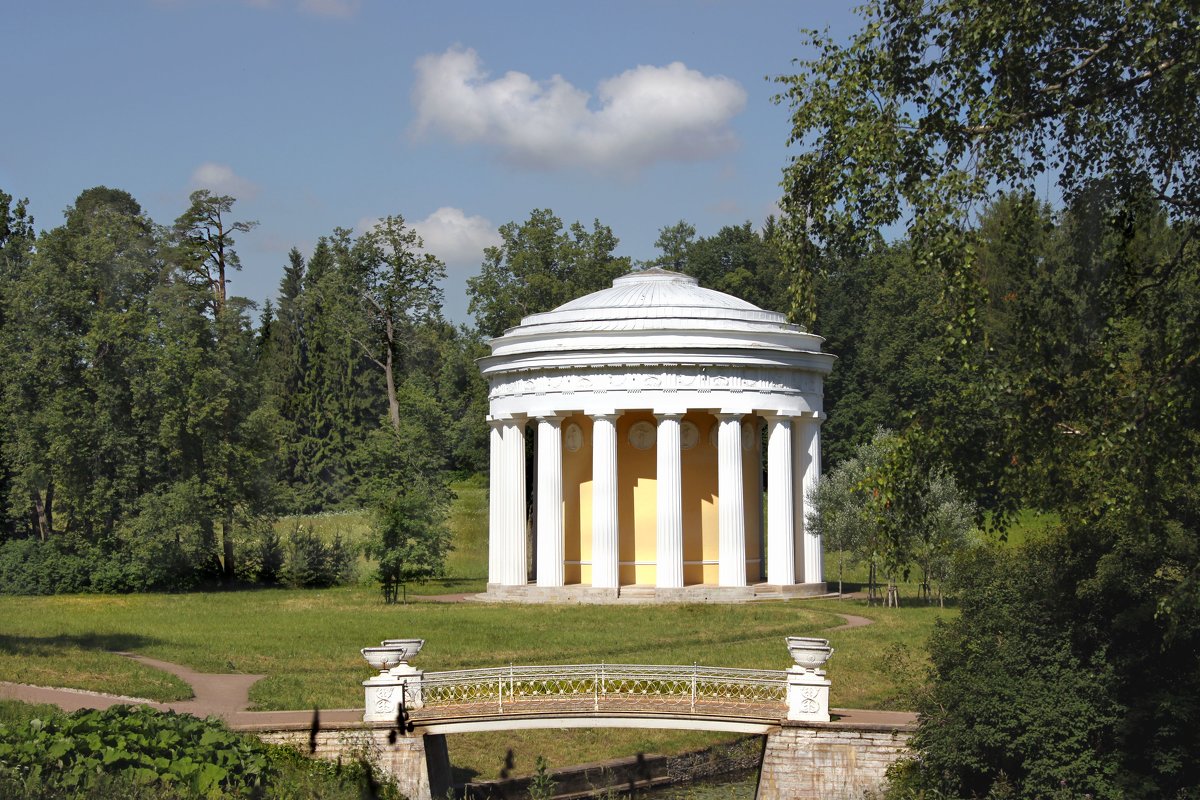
(411, 663), (788, 718)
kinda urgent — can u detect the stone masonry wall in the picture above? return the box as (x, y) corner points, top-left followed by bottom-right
(255, 725), (450, 800)
(255, 719), (911, 800)
(756, 722), (913, 800)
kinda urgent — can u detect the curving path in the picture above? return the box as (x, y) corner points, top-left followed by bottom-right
(829, 613), (873, 630)
(0, 606), (881, 727)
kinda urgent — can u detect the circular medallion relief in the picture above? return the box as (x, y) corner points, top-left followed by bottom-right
(680, 421), (699, 450)
(564, 423), (583, 453)
(709, 424), (719, 448)
(628, 421), (656, 450)
(741, 421), (756, 451)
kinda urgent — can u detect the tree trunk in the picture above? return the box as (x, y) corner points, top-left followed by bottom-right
(222, 508), (236, 584)
(30, 485), (53, 541)
(200, 517), (222, 577)
(384, 320), (400, 433)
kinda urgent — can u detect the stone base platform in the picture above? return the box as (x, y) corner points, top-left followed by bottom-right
(480, 582), (830, 604)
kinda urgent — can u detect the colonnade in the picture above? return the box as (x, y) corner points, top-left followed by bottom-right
(488, 409), (824, 590)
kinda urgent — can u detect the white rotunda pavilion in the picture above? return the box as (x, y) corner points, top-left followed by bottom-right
(480, 268), (835, 601)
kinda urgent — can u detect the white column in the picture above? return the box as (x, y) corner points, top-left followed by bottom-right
(535, 415), (564, 587)
(716, 412), (747, 587)
(798, 413), (824, 584)
(591, 413), (620, 589)
(487, 419), (503, 586)
(498, 418), (527, 586)
(766, 415), (796, 586)
(655, 413), (684, 589)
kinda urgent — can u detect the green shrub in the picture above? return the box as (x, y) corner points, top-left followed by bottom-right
(0, 538), (97, 594)
(0, 705), (274, 797)
(0, 537), (198, 595)
(0, 704), (402, 799)
(282, 525), (355, 589)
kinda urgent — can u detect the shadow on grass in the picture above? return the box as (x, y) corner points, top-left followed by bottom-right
(0, 632), (164, 656)
(450, 764), (481, 785)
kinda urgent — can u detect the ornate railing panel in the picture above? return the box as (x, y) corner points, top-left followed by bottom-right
(412, 663), (787, 719)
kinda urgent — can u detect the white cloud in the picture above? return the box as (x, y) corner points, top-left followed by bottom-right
(356, 207), (500, 271)
(189, 162), (259, 200)
(410, 47), (747, 173)
(410, 207), (501, 269)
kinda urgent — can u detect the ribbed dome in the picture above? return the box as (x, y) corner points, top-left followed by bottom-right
(480, 267), (833, 377)
(511, 268), (791, 334)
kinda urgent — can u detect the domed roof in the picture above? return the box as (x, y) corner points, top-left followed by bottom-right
(483, 268), (831, 370)
(516, 267), (782, 329)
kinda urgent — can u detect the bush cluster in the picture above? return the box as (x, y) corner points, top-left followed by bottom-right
(0, 523), (357, 595)
(0, 705), (273, 797)
(0, 538), (197, 595)
(0, 704), (401, 799)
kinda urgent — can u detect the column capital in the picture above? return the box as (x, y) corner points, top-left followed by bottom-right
(487, 413), (528, 426)
(760, 410), (799, 423)
(715, 410), (747, 421)
(588, 410), (620, 421)
(654, 411), (685, 422)
(534, 414), (565, 425)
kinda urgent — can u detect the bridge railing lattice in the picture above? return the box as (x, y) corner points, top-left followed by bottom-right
(413, 663), (787, 718)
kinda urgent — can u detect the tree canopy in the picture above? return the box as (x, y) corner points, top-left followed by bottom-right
(779, 1), (1200, 795)
(467, 209), (630, 338)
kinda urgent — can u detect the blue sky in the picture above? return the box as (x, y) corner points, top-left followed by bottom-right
(2, 1), (864, 323)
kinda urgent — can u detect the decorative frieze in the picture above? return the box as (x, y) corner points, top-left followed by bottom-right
(488, 366), (822, 402)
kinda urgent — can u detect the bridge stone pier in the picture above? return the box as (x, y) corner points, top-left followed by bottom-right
(320, 637), (915, 800)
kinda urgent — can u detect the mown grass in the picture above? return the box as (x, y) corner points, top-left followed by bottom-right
(0, 588), (946, 778)
(0, 477), (965, 780)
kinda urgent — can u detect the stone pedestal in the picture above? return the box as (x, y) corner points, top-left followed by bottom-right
(363, 664), (423, 723)
(786, 666), (831, 722)
(755, 722), (913, 800)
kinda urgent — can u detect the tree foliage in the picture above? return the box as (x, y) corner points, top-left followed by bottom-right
(646, 218), (790, 314)
(809, 429), (974, 605)
(780, 1), (1200, 795)
(170, 190), (258, 315)
(467, 209), (630, 338)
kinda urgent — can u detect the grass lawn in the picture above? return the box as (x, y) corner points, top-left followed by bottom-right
(0, 477), (959, 779)
(0, 588), (947, 778)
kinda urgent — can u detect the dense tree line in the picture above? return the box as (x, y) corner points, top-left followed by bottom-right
(0, 180), (910, 593)
(780, 0), (1200, 796)
(0, 188), (486, 593)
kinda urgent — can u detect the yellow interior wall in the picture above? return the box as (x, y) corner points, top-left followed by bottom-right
(553, 410), (766, 588)
(743, 415), (763, 583)
(617, 411), (658, 585)
(562, 414), (592, 585)
(680, 411), (719, 585)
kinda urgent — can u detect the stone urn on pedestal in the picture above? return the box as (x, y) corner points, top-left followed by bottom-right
(784, 636), (833, 722)
(362, 639), (425, 722)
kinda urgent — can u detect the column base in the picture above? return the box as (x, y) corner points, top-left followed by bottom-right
(478, 582), (830, 604)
